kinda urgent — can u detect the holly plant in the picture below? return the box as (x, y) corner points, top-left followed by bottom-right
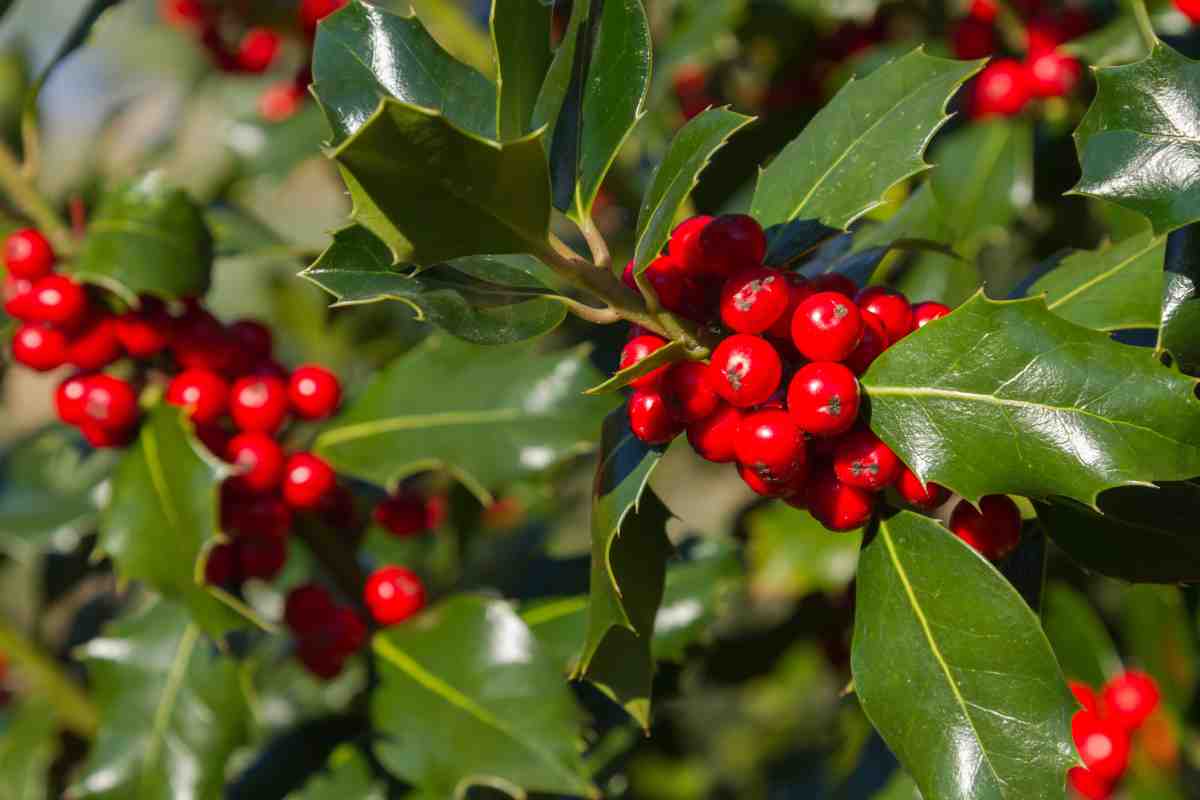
(2, 0), (1200, 798)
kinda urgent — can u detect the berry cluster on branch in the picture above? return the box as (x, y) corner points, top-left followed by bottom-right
(1068, 671), (1163, 799)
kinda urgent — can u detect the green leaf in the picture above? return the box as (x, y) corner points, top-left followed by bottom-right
(1065, 7), (1187, 68)
(1120, 586), (1198, 709)
(851, 511), (1076, 800)
(1160, 223), (1200, 375)
(751, 50), (982, 230)
(1041, 582), (1121, 687)
(312, 0), (496, 143)
(329, 100), (551, 266)
(532, 0), (592, 206)
(633, 107), (755, 273)
(371, 594), (596, 798)
(99, 405), (242, 637)
(294, 749), (385, 800)
(1029, 231), (1166, 331)
(70, 173), (213, 304)
(491, 0), (552, 140)
(1036, 482), (1200, 584)
(71, 600), (250, 800)
(653, 538), (742, 663)
(861, 292), (1200, 506)
(316, 337), (617, 502)
(301, 226), (567, 345)
(1074, 43), (1200, 235)
(0, 698), (58, 800)
(744, 501), (861, 601)
(575, 410), (673, 730)
(583, 339), (689, 395)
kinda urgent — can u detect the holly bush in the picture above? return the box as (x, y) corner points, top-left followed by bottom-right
(2, 0), (1200, 798)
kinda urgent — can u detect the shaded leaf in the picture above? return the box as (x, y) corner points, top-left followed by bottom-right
(751, 50), (982, 230)
(1120, 586), (1198, 709)
(491, 0), (553, 140)
(763, 218), (841, 268)
(533, 0), (594, 209)
(316, 336), (617, 502)
(226, 715), (367, 800)
(851, 511), (1076, 800)
(71, 600), (250, 800)
(652, 537), (742, 663)
(371, 595), (595, 798)
(0, 698), (58, 800)
(744, 501), (861, 601)
(1041, 582), (1121, 687)
(1160, 223), (1200, 375)
(70, 173), (213, 304)
(861, 293), (1200, 506)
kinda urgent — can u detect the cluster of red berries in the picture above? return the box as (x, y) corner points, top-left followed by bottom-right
(956, 0), (1090, 117)
(1068, 671), (1162, 799)
(618, 214), (954, 533)
(159, 0), (347, 122)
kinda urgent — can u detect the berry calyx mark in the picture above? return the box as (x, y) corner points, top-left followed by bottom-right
(820, 394), (842, 417)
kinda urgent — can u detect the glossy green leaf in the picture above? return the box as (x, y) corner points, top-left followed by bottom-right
(1041, 582), (1121, 687)
(1074, 43), (1200, 235)
(862, 292), (1200, 506)
(852, 511), (1076, 800)
(633, 107), (755, 273)
(371, 594), (596, 798)
(575, 410), (673, 730)
(1160, 223), (1200, 375)
(312, 0), (496, 143)
(301, 226), (566, 345)
(532, 0), (592, 206)
(1036, 481), (1200, 584)
(316, 336), (616, 502)
(1120, 586), (1198, 709)
(99, 405), (241, 637)
(744, 501), (861, 601)
(854, 184), (953, 255)
(71, 600), (250, 800)
(491, 0), (552, 140)
(751, 50), (982, 230)
(329, 100), (551, 266)
(1065, 7), (1187, 68)
(70, 173), (213, 304)
(584, 339), (689, 395)
(1029, 231), (1166, 331)
(0, 698), (58, 800)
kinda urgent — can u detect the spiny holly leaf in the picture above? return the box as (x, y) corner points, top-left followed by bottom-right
(574, 408), (672, 730)
(98, 405), (242, 637)
(1120, 586), (1198, 709)
(70, 600), (250, 800)
(744, 502), (861, 601)
(371, 595), (596, 798)
(0, 698), (58, 800)
(312, 0), (496, 142)
(1161, 223), (1200, 375)
(1041, 582), (1121, 688)
(861, 293), (1200, 506)
(852, 511), (1076, 800)
(1029, 231), (1166, 332)
(751, 49), (982, 230)
(1074, 43), (1200, 234)
(633, 107), (755, 273)
(70, 173), (213, 304)
(1036, 481), (1200, 583)
(491, 0), (552, 140)
(315, 336), (616, 502)
(301, 226), (567, 345)
(328, 100), (551, 266)
(532, 0), (593, 206)
(584, 340), (689, 395)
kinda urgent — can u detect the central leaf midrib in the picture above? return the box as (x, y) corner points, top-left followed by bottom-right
(139, 624), (199, 795)
(1046, 236), (1163, 311)
(317, 407), (529, 447)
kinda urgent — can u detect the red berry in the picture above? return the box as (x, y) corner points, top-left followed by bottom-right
(228, 320), (273, 363)
(832, 427), (901, 491)
(365, 565), (426, 626)
(669, 215), (713, 274)
(663, 361), (719, 423)
(81, 422), (136, 449)
(300, 0), (347, 33)
(720, 267), (791, 334)
(948, 495), (1022, 561)
(332, 606), (367, 653)
(259, 81), (306, 122)
(230, 375), (289, 433)
(295, 636), (346, 680)
(226, 432), (285, 492)
(737, 462), (796, 498)
(1027, 49), (1081, 98)
(735, 409), (806, 484)
(11, 324), (68, 371)
(912, 301), (952, 329)
(620, 335), (671, 389)
(82, 374), (139, 431)
(672, 63), (708, 98)
(289, 364), (342, 419)
(698, 214), (767, 275)
(1026, 16), (1065, 55)
(27, 275), (87, 328)
(284, 583), (337, 634)
(55, 374), (89, 425)
(1068, 767), (1113, 800)
(792, 291), (863, 362)
(895, 467), (949, 510)
(4, 229), (54, 280)
(644, 255), (687, 311)
(768, 275), (815, 340)
(222, 487), (293, 538)
(3, 276), (35, 320)
(686, 404), (742, 463)
(856, 287), (913, 342)
(844, 310), (890, 376)
(1177, 0), (1200, 23)
(236, 27), (280, 73)
(707, 334), (782, 408)
(973, 60), (1031, 118)
(1102, 671), (1161, 731)
(621, 259), (638, 291)
(628, 389), (683, 445)
(809, 274), (858, 297)
(1071, 681), (1099, 713)
(171, 306), (234, 372)
(204, 542), (237, 586)
(374, 491), (439, 537)
(1072, 709), (1130, 781)
(969, 0), (997, 21)
(805, 467), (875, 532)
(160, 0), (208, 28)
(283, 452), (336, 509)
(67, 314), (122, 371)
(951, 17), (996, 59)
(115, 304), (171, 358)
(238, 535), (286, 581)
(166, 369), (229, 426)
(787, 362), (860, 437)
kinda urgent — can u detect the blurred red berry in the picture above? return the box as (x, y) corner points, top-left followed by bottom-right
(973, 60), (1031, 118)
(283, 452), (336, 509)
(1068, 766), (1112, 800)
(11, 324), (68, 371)
(300, 0), (348, 34)
(4, 229), (54, 280)
(365, 565), (426, 626)
(204, 542), (237, 586)
(27, 275), (87, 328)
(167, 369), (229, 426)
(237, 27), (280, 73)
(67, 314), (122, 371)
(288, 364), (342, 419)
(226, 432), (285, 493)
(1102, 670), (1161, 731)
(55, 374), (89, 425)
(1072, 709), (1130, 780)
(951, 17), (996, 59)
(284, 583), (337, 634)
(239, 535), (286, 581)
(230, 375), (289, 433)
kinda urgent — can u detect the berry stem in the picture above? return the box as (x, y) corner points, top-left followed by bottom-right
(577, 214), (612, 271)
(0, 618), (98, 736)
(0, 140), (76, 256)
(990, 0), (1029, 53)
(1127, 0), (1157, 52)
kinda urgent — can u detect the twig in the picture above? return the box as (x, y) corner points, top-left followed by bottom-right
(0, 140), (74, 255)
(1128, 0), (1157, 53)
(577, 215), (612, 271)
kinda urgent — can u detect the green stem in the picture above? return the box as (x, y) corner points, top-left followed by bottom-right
(0, 141), (75, 255)
(990, 0), (1028, 53)
(1127, 0), (1157, 53)
(0, 619), (98, 737)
